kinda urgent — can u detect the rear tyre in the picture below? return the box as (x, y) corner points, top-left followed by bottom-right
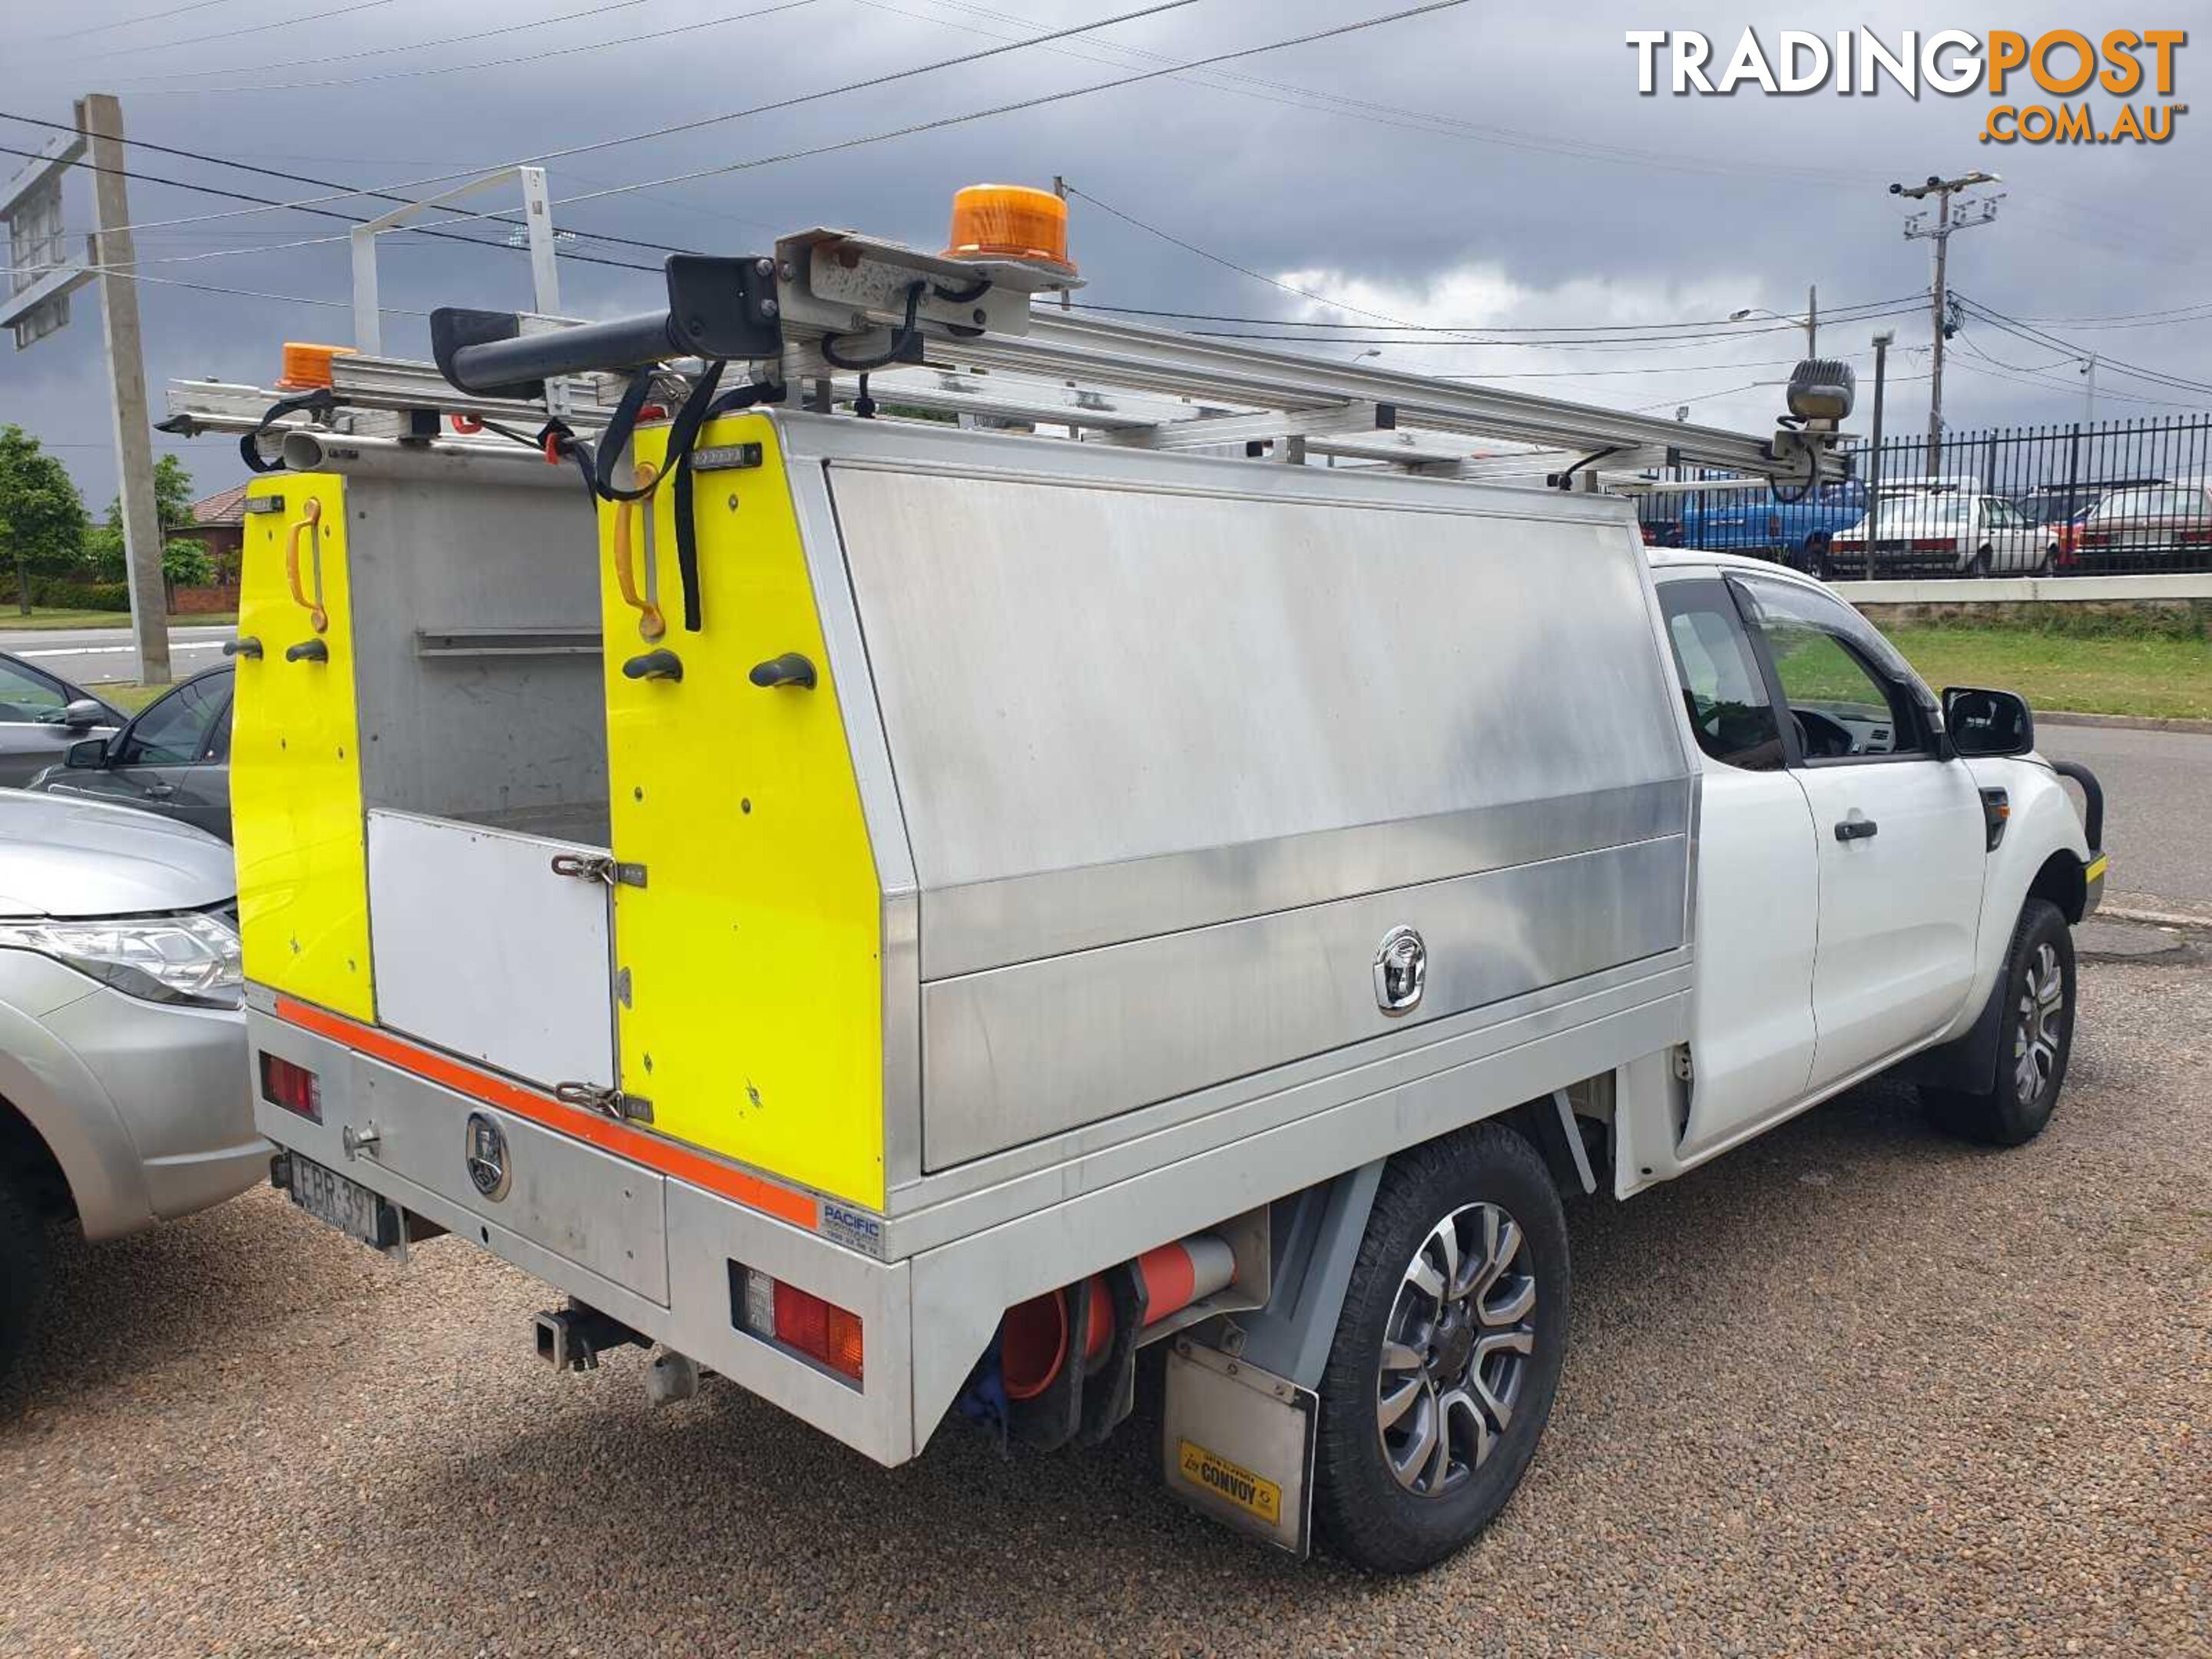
(0, 1170), (51, 1394)
(1313, 1121), (1570, 1574)
(1972, 548), (1995, 578)
(1924, 899), (2076, 1147)
(2035, 544), (2056, 576)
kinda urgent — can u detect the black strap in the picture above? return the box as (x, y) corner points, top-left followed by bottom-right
(661, 362), (727, 633)
(819, 280), (927, 373)
(591, 368), (666, 503)
(238, 389), (336, 473)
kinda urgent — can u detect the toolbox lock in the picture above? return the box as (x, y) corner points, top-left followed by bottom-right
(748, 651), (817, 690)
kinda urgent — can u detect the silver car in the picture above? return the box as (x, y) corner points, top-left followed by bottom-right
(0, 789), (261, 1382)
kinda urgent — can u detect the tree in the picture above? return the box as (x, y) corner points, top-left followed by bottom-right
(84, 455), (201, 586)
(0, 426), (91, 614)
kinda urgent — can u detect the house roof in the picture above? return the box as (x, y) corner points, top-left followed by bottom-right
(189, 483), (250, 528)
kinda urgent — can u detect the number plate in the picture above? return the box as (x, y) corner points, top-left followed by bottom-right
(283, 1153), (403, 1254)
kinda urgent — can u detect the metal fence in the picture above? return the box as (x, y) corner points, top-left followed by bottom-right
(1633, 413), (2212, 579)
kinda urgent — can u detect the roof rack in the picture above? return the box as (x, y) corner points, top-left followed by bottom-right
(164, 217), (1853, 494)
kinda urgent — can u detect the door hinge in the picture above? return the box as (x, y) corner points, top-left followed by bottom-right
(555, 1082), (654, 1124)
(549, 853), (647, 889)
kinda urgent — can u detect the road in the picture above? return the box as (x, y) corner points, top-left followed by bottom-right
(0, 624), (233, 687)
(2041, 723), (2212, 917)
(2, 942), (2204, 1656)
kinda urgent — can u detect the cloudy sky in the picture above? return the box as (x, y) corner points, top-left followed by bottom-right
(2, 0), (2205, 507)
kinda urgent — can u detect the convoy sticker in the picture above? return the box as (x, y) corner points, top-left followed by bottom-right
(1177, 1438), (1283, 1526)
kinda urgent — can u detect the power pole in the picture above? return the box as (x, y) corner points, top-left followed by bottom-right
(1892, 171), (2001, 473)
(78, 93), (169, 686)
(2081, 353), (2098, 424)
(1053, 175), (1070, 312)
(1865, 330), (1892, 578)
(1806, 283), (1817, 358)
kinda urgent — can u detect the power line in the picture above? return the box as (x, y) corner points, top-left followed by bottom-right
(539, 3), (1487, 214)
(82, 0), (406, 62)
(76, 0), (1220, 238)
(118, 0), (652, 84)
(118, 0), (826, 96)
(1955, 295), (2212, 398)
(0, 140), (663, 276)
(24, 0), (256, 46)
(0, 108), (694, 260)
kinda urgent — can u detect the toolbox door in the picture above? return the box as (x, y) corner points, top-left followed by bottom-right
(366, 810), (618, 1092)
(595, 413), (886, 1210)
(232, 473), (376, 1021)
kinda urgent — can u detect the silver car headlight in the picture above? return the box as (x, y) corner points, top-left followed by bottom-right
(0, 909), (243, 1010)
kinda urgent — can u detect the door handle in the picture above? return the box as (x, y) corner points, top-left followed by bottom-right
(143, 782), (176, 800)
(1834, 816), (1879, 842)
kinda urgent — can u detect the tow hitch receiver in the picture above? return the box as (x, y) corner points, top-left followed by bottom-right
(534, 1302), (649, 1372)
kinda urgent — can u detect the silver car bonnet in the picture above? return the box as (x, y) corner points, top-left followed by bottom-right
(0, 788), (236, 918)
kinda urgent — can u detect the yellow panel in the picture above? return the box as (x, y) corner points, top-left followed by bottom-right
(232, 473), (374, 1021)
(601, 415), (884, 1209)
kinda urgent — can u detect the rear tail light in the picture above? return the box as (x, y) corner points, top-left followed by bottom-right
(1909, 537), (1953, 551)
(258, 1052), (322, 1122)
(2077, 530), (2112, 548)
(732, 1264), (863, 1383)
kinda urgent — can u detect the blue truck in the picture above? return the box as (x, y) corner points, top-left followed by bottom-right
(1637, 476), (1867, 575)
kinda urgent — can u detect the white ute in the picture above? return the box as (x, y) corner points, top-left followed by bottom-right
(172, 187), (2109, 1572)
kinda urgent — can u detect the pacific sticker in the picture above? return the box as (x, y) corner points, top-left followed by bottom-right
(1177, 1438), (1283, 1526)
(820, 1200), (886, 1259)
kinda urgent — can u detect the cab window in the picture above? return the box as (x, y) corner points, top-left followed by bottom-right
(1656, 578), (1785, 772)
(1734, 575), (1926, 762)
(114, 676), (227, 766)
(0, 657), (68, 724)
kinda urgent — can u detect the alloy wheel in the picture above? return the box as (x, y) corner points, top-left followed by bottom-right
(2013, 941), (2065, 1106)
(1376, 1203), (1537, 1498)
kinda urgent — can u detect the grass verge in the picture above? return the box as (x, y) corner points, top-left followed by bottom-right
(1, 608), (237, 631)
(1879, 624), (2212, 721)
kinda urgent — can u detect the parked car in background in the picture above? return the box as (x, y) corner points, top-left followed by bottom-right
(28, 665), (233, 843)
(0, 790), (257, 1383)
(0, 653), (122, 790)
(2065, 479), (2212, 569)
(1830, 481), (2060, 576)
(1639, 478), (1866, 575)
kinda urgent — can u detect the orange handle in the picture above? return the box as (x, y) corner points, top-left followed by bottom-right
(612, 459), (664, 641)
(284, 498), (328, 634)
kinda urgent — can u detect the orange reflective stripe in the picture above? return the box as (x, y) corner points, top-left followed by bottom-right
(272, 995), (820, 1231)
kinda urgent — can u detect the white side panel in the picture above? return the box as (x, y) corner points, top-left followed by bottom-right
(1676, 762), (1820, 1157)
(366, 809), (614, 1088)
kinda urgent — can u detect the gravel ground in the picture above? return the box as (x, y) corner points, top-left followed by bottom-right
(4, 941), (2207, 1658)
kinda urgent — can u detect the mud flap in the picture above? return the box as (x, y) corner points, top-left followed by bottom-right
(1161, 1339), (1316, 1558)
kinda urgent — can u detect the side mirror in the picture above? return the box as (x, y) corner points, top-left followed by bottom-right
(64, 735), (110, 770)
(61, 697), (108, 731)
(1942, 687), (2035, 758)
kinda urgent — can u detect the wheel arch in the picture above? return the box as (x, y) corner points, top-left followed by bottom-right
(2027, 846), (2088, 925)
(0, 1094), (72, 1221)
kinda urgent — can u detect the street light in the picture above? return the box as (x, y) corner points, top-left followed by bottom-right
(1730, 300), (1818, 356)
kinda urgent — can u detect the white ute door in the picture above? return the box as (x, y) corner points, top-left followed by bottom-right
(1733, 575), (1987, 1091)
(1654, 576), (1819, 1156)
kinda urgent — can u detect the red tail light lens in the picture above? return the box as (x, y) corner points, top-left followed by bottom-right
(258, 1052), (322, 1122)
(733, 1264), (863, 1383)
(1909, 537), (1954, 551)
(774, 1281), (864, 1382)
